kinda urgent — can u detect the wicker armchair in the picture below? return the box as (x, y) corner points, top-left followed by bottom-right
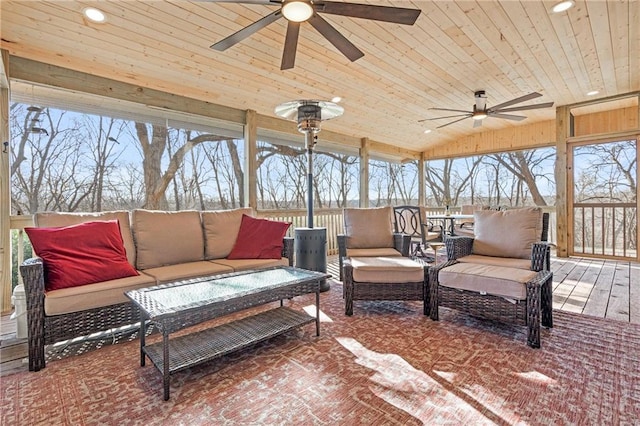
(337, 206), (410, 282)
(430, 208), (553, 348)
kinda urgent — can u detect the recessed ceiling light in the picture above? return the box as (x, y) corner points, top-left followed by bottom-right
(423, 129), (432, 134)
(586, 90), (599, 96)
(552, 1), (574, 13)
(83, 7), (107, 23)
(331, 96), (342, 103)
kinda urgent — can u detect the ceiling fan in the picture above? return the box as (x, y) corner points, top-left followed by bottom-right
(420, 91), (555, 129)
(208, 0), (421, 70)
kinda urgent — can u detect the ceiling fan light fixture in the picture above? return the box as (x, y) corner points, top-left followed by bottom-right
(472, 113), (487, 121)
(282, 1), (314, 22)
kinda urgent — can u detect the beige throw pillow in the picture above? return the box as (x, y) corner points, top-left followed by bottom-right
(132, 209), (204, 270)
(201, 208), (255, 259)
(472, 207), (543, 259)
(343, 206), (394, 249)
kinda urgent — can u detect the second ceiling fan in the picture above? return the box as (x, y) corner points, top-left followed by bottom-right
(209, 0), (421, 70)
(421, 91), (555, 129)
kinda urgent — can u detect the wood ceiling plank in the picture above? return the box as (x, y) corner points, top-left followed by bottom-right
(542, 2), (591, 101)
(585, 0), (618, 96)
(568, 1), (607, 96)
(483, 1), (569, 98)
(606, 1), (630, 93)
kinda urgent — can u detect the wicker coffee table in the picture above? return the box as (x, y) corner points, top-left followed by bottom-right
(125, 266), (328, 400)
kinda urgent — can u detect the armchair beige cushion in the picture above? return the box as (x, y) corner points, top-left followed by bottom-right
(473, 207), (543, 259)
(343, 206), (394, 249)
(201, 207), (254, 259)
(132, 209), (204, 270)
(351, 256), (424, 283)
(438, 262), (538, 300)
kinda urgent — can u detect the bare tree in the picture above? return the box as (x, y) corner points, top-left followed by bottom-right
(133, 122), (229, 210)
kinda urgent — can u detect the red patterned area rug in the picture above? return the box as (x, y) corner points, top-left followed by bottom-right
(2, 280), (639, 425)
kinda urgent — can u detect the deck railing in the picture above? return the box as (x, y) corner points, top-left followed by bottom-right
(572, 202), (637, 259)
(259, 208), (344, 256)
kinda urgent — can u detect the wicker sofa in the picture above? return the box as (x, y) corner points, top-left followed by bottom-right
(20, 208), (293, 371)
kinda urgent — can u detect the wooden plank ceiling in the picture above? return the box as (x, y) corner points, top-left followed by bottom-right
(0, 0), (638, 152)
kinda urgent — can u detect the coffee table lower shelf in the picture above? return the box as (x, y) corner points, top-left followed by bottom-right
(143, 306), (316, 399)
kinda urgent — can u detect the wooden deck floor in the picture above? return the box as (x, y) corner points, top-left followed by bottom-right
(2, 255), (638, 373)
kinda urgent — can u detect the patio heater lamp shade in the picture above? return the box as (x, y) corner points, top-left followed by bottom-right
(275, 100), (344, 292)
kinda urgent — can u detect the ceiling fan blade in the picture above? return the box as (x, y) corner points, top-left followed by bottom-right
(489, 113), (527, 121)
(436, 116), (471, 129)
(418, 113), (470, 122)
(473, 119), (483, 128)
(211, 10), (282, 51)
(319, 1), (421, 25)
(308, 14), (364, 62)
(493, 102), (555, 113)
(429, 107), (473, 114)
(489, 92), (542, 111)
(281, 21), (300, 70)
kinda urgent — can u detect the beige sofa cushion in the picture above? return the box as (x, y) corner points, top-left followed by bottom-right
(212, 258), (288, 272)
(35, 211), (136, 267)
(142, 261), (233, 284)
(132, 209), (204, 270)
(439, 263), (538, 300)
(346, 248), (402, 258)
(458, 254), (532, 270)
(344, 206), (394, 249)
(351, 256), (424, 283)
(473, 207), (543, 259)
(44, 272), (156, 315)
(202, 208), (255, 260)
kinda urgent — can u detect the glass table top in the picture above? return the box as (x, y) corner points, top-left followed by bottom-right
(127, 267), (327, 316)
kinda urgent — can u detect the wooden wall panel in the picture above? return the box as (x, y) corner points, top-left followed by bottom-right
(422, 120), (556, 159)
(573, 106), (639, 137)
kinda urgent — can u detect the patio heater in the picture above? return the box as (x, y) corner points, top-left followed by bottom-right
(275, 100), (344, 292)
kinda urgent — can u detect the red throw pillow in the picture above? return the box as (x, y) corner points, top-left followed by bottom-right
(25, 220), (139, 291)
(227, 215), (291, 259)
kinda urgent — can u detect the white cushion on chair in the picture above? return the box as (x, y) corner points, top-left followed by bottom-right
(473, 207), (542, 259)
(439, 262), (537, 300)
(351, 256), (424, 283)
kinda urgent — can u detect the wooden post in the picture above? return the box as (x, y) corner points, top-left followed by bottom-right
(418, 152), (426, 206)
(555, 105), (570, 258)
(0, 50), (12, 313)
(359, 138), (370, 207)
(244, 109), (257, 210)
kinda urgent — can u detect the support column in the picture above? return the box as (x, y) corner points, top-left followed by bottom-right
(244, 109), (257, 210)
(0, 50), (11, 313)
(359, 137), (370, 207)
(418, 152), (426, 206)
(554, 105), (569, 258)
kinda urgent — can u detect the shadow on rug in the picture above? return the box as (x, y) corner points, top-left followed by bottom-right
(2, 279), (639, 425)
